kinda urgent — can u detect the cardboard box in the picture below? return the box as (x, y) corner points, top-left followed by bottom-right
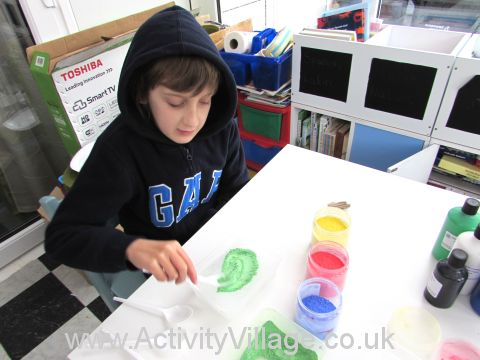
(27, 3), (252, 156)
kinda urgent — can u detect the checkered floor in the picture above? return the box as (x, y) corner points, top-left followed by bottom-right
(0, 253), (111, 359)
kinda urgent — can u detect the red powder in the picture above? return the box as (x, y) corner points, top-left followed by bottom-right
(312, 251), (344, 270)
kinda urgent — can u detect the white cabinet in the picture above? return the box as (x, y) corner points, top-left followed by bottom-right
(290, 28), (480, 198)
(290, 102), (430, 171)
(387, 144), (439, 183)
(292, 28), (470, 136)
(432, 34), (480, 152)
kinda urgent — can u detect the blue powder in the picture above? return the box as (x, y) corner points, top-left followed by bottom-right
(302, 295), (336, 313)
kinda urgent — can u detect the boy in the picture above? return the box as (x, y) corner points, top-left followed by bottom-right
(45, 6), (249, 285)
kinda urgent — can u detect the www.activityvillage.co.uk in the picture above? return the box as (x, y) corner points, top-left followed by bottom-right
(66, 326), (395, 355)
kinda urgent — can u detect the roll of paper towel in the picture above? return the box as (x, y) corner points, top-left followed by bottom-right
(224, 31), (256, 54)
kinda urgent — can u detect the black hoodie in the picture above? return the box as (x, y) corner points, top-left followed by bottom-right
(45, 6), (249, 272)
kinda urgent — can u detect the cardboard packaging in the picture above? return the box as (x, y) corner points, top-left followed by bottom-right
(27, 3), (252, 156)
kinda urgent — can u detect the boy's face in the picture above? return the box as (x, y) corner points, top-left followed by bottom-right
(146, 85), (214, 144)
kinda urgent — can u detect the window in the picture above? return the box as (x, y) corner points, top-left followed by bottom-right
(330, 0), (480, 33)
(379, 0), (480, 33)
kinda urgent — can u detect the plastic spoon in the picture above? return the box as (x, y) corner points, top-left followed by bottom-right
(100, 327), (186, 357)
(99, 328), (152, 360)
(123, 347), (146, 360)
(196, 273), (222, 287)
(113, 296), (193, 323)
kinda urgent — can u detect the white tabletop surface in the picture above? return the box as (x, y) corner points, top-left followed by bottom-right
(69, 144), (479, 359)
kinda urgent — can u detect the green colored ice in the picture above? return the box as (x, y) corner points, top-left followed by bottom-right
(217, 248), (258, 293)
(240, 320), (319, 360)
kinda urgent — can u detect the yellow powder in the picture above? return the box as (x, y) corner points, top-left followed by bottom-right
(316, 216), (347, 232)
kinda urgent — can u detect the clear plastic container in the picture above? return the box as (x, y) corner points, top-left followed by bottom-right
(436, 339), (480, 360)
(387, 306), (441, 359)
(228, 308), (326, 358)
(311, 207), (351, 247)
(306, 241), (349, 291)
(295, 277), (342, 339)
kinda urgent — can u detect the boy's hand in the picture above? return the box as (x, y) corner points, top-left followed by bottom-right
(126, 239), (197, 284)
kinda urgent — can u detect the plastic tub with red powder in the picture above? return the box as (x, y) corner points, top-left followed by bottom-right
(306, 241), (349, 291)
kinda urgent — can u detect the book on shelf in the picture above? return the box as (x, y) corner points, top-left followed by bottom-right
(301, 116), (311, 149)
(333, 122), (350, 158)
(322, 125), (332, 155)
(317, 2), (370, 42)
(318, 118), (349, 157)
(310, 113), (320, 151)
(244, 95), (290, 107)
(341, 130), (350, 160)
(325, 120), (343, 156)
(437, 146), (478, 165)
(237, 81), (291, 97)
(431, 166), (480, 185)
(299, 28), (357, 41)
(296, 109), (310, 146)
(317, 115), (331, 155)
(429, 169), (480, 198)
(437, 155), (480, 182)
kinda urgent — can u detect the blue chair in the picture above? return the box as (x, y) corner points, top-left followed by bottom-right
(39, 195), (146, 312)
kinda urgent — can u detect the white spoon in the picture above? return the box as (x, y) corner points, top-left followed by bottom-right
(123, 347), (146, 360)
(196, 273), (222, 287)
(113, 296), (193, 323)
(99, 328), (156, 360)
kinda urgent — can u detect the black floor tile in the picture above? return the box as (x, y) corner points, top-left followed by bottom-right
(0, 273), (84, 359)
(87, 296), (111, 322)
(38, 252), (62, 271)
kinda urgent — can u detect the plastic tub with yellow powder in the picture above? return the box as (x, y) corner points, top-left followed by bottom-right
(312, 207), (351, 247)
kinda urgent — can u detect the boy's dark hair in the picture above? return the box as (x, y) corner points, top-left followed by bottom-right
(132, 56), (221, 115)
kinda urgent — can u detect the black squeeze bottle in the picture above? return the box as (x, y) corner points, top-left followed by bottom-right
(424, 248), (468, 308)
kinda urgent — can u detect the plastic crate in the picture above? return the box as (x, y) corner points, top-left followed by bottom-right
(220, 29), (292, 91)
(239, 104), (282, 141)
(237, 94), (291, 145)
(241, 137), (282, 171)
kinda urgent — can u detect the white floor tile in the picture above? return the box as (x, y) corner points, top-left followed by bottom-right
(52, 265), (99, 306)
(0, 343), (11, 360)
(22, 308), (101, 360)
(0, 259), (49, 307)
(0, 243), (45, 283)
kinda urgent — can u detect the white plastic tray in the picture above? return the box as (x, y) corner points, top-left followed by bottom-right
(189, 240), (282, 320)
(229, 308), (326, 359)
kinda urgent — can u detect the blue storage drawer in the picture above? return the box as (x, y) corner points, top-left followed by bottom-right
(221, 50), (292, 91)
(242, 138), (282, 167)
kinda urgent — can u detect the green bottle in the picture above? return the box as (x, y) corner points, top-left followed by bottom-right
(432, 198), (480, 261)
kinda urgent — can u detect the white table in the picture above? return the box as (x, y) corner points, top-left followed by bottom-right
(69, 145), (479, 359)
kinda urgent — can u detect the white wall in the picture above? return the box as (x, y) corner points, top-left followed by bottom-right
(267, 0), (330, 33)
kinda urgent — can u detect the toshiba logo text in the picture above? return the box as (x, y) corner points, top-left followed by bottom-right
(60, 59), (103, 81)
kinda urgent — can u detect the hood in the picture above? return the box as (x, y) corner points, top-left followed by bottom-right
(117, 6), (237, 143)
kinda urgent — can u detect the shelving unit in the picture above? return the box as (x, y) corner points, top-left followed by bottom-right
(289, 26), (480, 198)
(238, 92), (291, 171)
(429, 168), (480, 198)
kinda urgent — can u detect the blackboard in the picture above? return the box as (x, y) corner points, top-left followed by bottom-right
(446, 75), (480, 136)
(364, 58), (437, 120)
(299, 47), (352, 102)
